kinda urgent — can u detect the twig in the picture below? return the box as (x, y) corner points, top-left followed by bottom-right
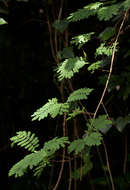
(53, 113), (66, 190)
(74, 156), (77, 190)
(58, 0), (64, 20)
(93, 11), (128, 119)
(103, 141), (115, 190)
(68, 157), (72, 190)
(102, 102), (110, 119)
(96, 147), (112, 190)
(46, 17), (57, 63)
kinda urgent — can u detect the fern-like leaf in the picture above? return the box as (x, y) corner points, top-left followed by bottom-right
(57, 57), (88, 81)
(72, 154), (93, 179)
(122, 0), (130, 10)
(9, 136), (70, 178)
(97, 4), (121, 21)
(95, 43), (117, 57)
(43, 137), (70, 155)
(83, 132), (102, 146)
(71, 32), (94, 49)
(67, 88), (93, 102)
(67, 107), (85, 121)
(67, 2), (103, 22)
(88, 115), (112, 134)
(68, 131), (102, 155)
(68, 138), (85, 155)
(8, 149), (48, 177)
(88, 61), (102, 73)
(32, 98), (69, 121)
(10, 131), (39, 152)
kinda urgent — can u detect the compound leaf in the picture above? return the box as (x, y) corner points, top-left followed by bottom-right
(57, 57), (88, 81)
(67, 88), (93, 102)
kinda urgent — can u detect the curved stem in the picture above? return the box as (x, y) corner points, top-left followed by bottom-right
(93, 11), (128, 119)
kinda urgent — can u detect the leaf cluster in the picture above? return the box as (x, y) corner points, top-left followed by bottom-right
(9, 135), (69, 178)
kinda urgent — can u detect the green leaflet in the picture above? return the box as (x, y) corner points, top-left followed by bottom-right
(67, 2), (124, 22)
(67, 88), (93, 102)
(53, 19), (69, 33)
(87, 115), (112, 134)
(97, 4), (121, 21)
(8, 149), (48, 178)
(88, 115), (112, 132)
(67, 107), (85, 121)
(68, 138), (85, 155)
(99, 27), (115, 42)
(0, 18), (7, 25)
(72, 154), (93, 179)
(68, 115), (112, 155)
(10, 131), (39, 152)
(32, 88), (93, 122)
(83, 132), (102, 146)
(71, 32), (94, 49)
(43, 137), (70, 155)
(88, 61), (102, 73)
(67, 2), (103, 22)
(68, 132), (102, 155)
(123, 0), (130, 10)
(31, 98), (69, 121)
(57, 57), (88, 81)
(95, 43), (117, 57)
(113, 116), (130, 132)
(9, 136), (69, 178)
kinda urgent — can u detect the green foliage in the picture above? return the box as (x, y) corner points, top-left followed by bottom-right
(84, 132), (103, 146)
(67, 1), (129, 23)
(8, 0), (130, 188)
(68, 138), (85, 155)
(8, 149), (48, 177)
(10, 131), (39, 152)
(43, 137), (70, 155)
(53, 19), (69, 33)
(62, 47), (75, 59)
(113, 116), (130, 132)
(72, 154), (93, 179)
(88, 61), (102, 73)
(31, 88), (93, 123)
(99, 27), (115, 42)
(95, 43), (117, 57)
(68, 115), (111, 155)
(71, 32), (94, 49)
(68, 132), (102, 155)
(88, 115), (112, 131)
(9, 136), (69, 178)
(0, 18), (7, 25)
(57, 47), (74, 60)
(67, 107), (85, 121)
(123, 0), (130, 10)
(97, 3), (121, 21)
(32, 98), (69, 121)
(57, 57), (88, 81)
(67, 88), (93, 102)
(67, 2), (103, 22)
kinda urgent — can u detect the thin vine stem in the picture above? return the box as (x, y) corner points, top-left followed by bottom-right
(93, 11), (128, 119)
(103, 141), (115, 190)
(53, 113), (66, 190)
(93, 11), (128, 190)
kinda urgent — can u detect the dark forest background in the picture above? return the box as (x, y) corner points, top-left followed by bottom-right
(0, 0), (130, 189)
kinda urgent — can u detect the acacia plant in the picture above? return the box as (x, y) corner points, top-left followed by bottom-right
(6, 0), (130, 189)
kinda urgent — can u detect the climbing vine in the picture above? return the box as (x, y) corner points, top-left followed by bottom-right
(1, 0), (129, 189)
